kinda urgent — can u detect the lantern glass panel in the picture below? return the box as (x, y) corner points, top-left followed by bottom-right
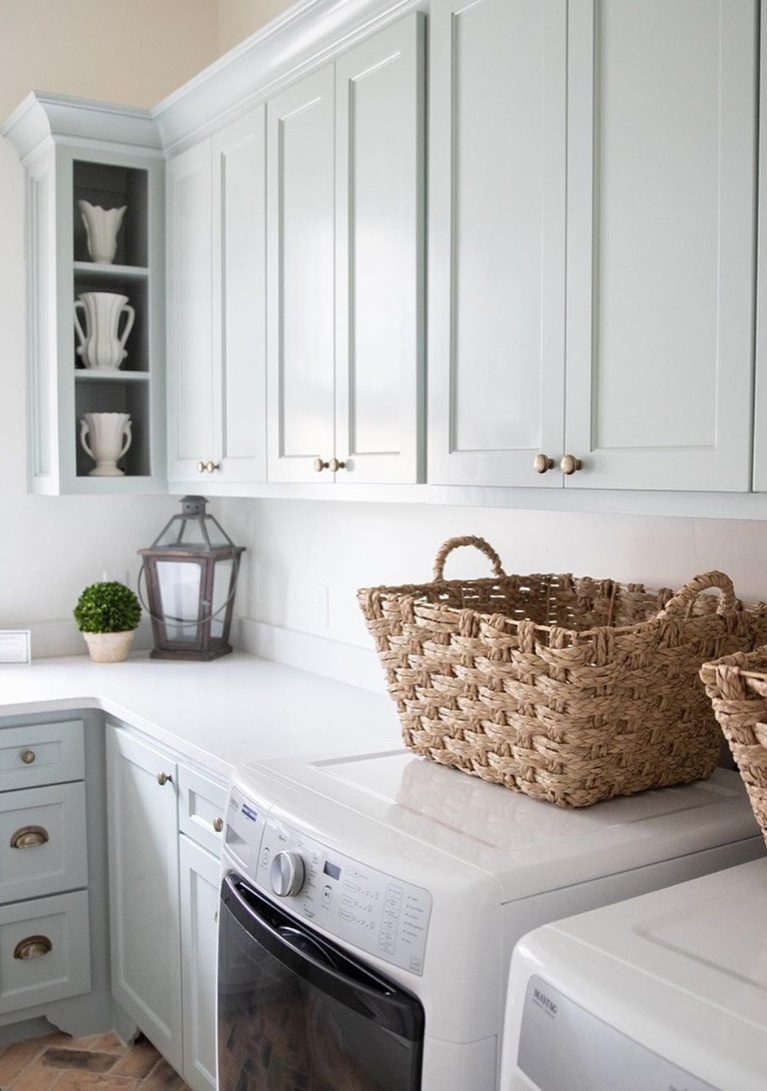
(157, 560), (201, 642)
(211, 559), (234, 639)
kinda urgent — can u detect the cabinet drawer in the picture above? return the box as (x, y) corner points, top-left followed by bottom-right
(178, 766), (225, 857)
(0, 721), (84, 791)
(0, 782), (88, 903)
(0, 889), (91, 1014)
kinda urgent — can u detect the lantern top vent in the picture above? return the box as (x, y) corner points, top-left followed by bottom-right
(147, 495), (240, 554)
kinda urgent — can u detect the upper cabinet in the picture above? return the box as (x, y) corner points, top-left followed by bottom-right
(267, 14), (426, 484)
(2, 94), (167, 495)
(428, 0), (758, 492)
(166, 105), (267, 489)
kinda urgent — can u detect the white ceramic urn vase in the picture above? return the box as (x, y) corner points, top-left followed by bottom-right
(77, 200), (126, 265)
(74, 291), (135, 371)
(79, 412), (132, 477)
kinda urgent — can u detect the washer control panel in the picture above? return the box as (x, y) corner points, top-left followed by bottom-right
(255, 816), (432, 976)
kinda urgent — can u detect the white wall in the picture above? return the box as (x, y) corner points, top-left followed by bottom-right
(0, 0), (219, 654)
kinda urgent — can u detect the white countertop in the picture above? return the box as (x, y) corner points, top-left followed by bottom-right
(0, 652), (403, 780)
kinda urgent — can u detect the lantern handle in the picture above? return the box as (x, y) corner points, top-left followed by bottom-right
(137, 562), (239, 628)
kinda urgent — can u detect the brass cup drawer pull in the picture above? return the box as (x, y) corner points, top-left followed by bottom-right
(11, 825), (49, 850)
(20, 750), (36, 765)
(157, 772), (173, 787)
(212, 817), (224, 834)
(14, 935), (52, 960)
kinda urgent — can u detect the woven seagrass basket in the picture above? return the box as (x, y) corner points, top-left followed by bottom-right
(700, 649), (767, 848)
(358, 536), (767, 808)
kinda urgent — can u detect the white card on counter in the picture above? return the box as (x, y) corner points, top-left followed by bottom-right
(0, 631), (31, 664)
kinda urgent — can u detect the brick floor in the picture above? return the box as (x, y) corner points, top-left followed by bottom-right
(0, 1032), (190, 1091)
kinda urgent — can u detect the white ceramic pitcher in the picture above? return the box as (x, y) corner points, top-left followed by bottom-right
(74, 292), (135, 371)
(77, 200), (126, 265)
(79, 412), (132, 477)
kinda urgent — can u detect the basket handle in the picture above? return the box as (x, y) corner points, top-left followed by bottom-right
(657, 570), (737, 619)
(432, 536), (506, 582)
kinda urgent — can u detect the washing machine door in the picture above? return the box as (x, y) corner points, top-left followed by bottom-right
(218, 874), (425, 1091)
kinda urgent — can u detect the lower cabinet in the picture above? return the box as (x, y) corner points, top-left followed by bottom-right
(107, 723), (224, 1091)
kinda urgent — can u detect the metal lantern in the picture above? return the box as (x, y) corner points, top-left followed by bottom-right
(138, 496), (245, 660)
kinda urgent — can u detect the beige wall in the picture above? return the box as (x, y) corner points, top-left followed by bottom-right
(217, 0), (295, 55)
(0, 1), (219, 646)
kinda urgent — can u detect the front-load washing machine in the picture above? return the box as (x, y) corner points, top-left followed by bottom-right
(217, 749), (765, 1091)
(500, 856), (767, 1090)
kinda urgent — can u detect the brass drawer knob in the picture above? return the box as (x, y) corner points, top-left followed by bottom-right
(157, 772), (173, 786)
(560, 454), (583, 475)
(11, 825), (49, 850)
(533, 454), (554, 474)
(14, 935), (52, 960)
(20, 750), (36, 765)
(328, 458), (347, 473)
(205, 461), (220, 473)
(196, 461), (206, 474)
(313, 458), (329, 473)
(212, 817), (224, 834)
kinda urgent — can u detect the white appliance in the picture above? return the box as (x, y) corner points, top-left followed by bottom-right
(218, 749), (765, 1091)
(501, 857), (767, 1091)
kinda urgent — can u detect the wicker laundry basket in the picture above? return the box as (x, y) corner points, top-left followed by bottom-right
(700, 649), (767, 849)
(358, 536), (767, 808)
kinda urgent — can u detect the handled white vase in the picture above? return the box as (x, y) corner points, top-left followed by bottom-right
(77, 200), (126, 265)
(80, 412), (132, 477)
(74, 292), (135, 371)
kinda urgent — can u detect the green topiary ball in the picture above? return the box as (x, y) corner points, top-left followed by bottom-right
(73, 581), (141, 634)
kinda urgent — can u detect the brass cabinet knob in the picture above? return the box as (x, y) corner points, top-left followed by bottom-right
(560, 454), (583, 475)
(157, 772), (173, 786)
(533, 454), (554, 474)
(196, 461), (206, 474)
(11, 825), (49, 850)
(205, 461), (220, 473)
(20, 750), (36, 765)
(14, 935), (52, 960)
(313, 458), (329, 473)
(213, 817), (224, 834)
(328, 458), (347, 473)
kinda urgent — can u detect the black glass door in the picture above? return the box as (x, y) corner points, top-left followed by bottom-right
(218, 875), (424, 1091)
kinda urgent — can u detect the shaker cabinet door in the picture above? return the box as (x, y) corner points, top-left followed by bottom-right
(211, 106), (267, 485)
(564, 0), (758, 491)
(428, 0), (567, 488)
(167, 140), (214, 484)
(267, 67), (336, 482)
(334, 13), (426, 484)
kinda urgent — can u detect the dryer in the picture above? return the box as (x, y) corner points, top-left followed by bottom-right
(218, 749), (765, 1091)
(501, 857), (767, 1090)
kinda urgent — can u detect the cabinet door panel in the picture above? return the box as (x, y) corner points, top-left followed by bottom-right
(180, 835), (219, 1091)
(212, 107), (267, 484)
(335, 13), (425, 483)
(566, 0), (757, 490)
(167, 141), (213, 482)
(428, 0), (567, 487)
(267, 68), (336, 481)
(107, 726), (182, 1071)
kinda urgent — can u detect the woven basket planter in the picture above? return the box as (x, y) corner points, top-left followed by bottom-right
(358, 536), (767, 808)
(700, 649), (767, 848)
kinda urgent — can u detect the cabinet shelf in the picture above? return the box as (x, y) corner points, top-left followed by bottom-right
(73, 261), (149, 280)
(75, 370), (150, 383)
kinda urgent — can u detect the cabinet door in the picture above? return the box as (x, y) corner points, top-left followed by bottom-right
(179, 835), (219, 1091)
(334, 14), (426, 484)
(107, 726), (182, 1071)
(565, 0), (757, 491)
(212, 107), (267, 485)
(267, 67), (336, 482)
(167, 140), (214, 483)
(428, 0), (567, 487)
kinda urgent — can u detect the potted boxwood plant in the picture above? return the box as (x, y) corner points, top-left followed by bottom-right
(74, 581), (141, 663)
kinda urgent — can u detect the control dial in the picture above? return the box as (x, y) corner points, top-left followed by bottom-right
(270, 851), (306, 898)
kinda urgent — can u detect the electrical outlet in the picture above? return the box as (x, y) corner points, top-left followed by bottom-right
(313, 583), (329, 630)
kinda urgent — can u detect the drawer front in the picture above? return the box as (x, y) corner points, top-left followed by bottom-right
(178, 766), (226, 857)
(0, 890), (91, 1014)
(0, 782), (88, 903)
(0, 721), (85, 791)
